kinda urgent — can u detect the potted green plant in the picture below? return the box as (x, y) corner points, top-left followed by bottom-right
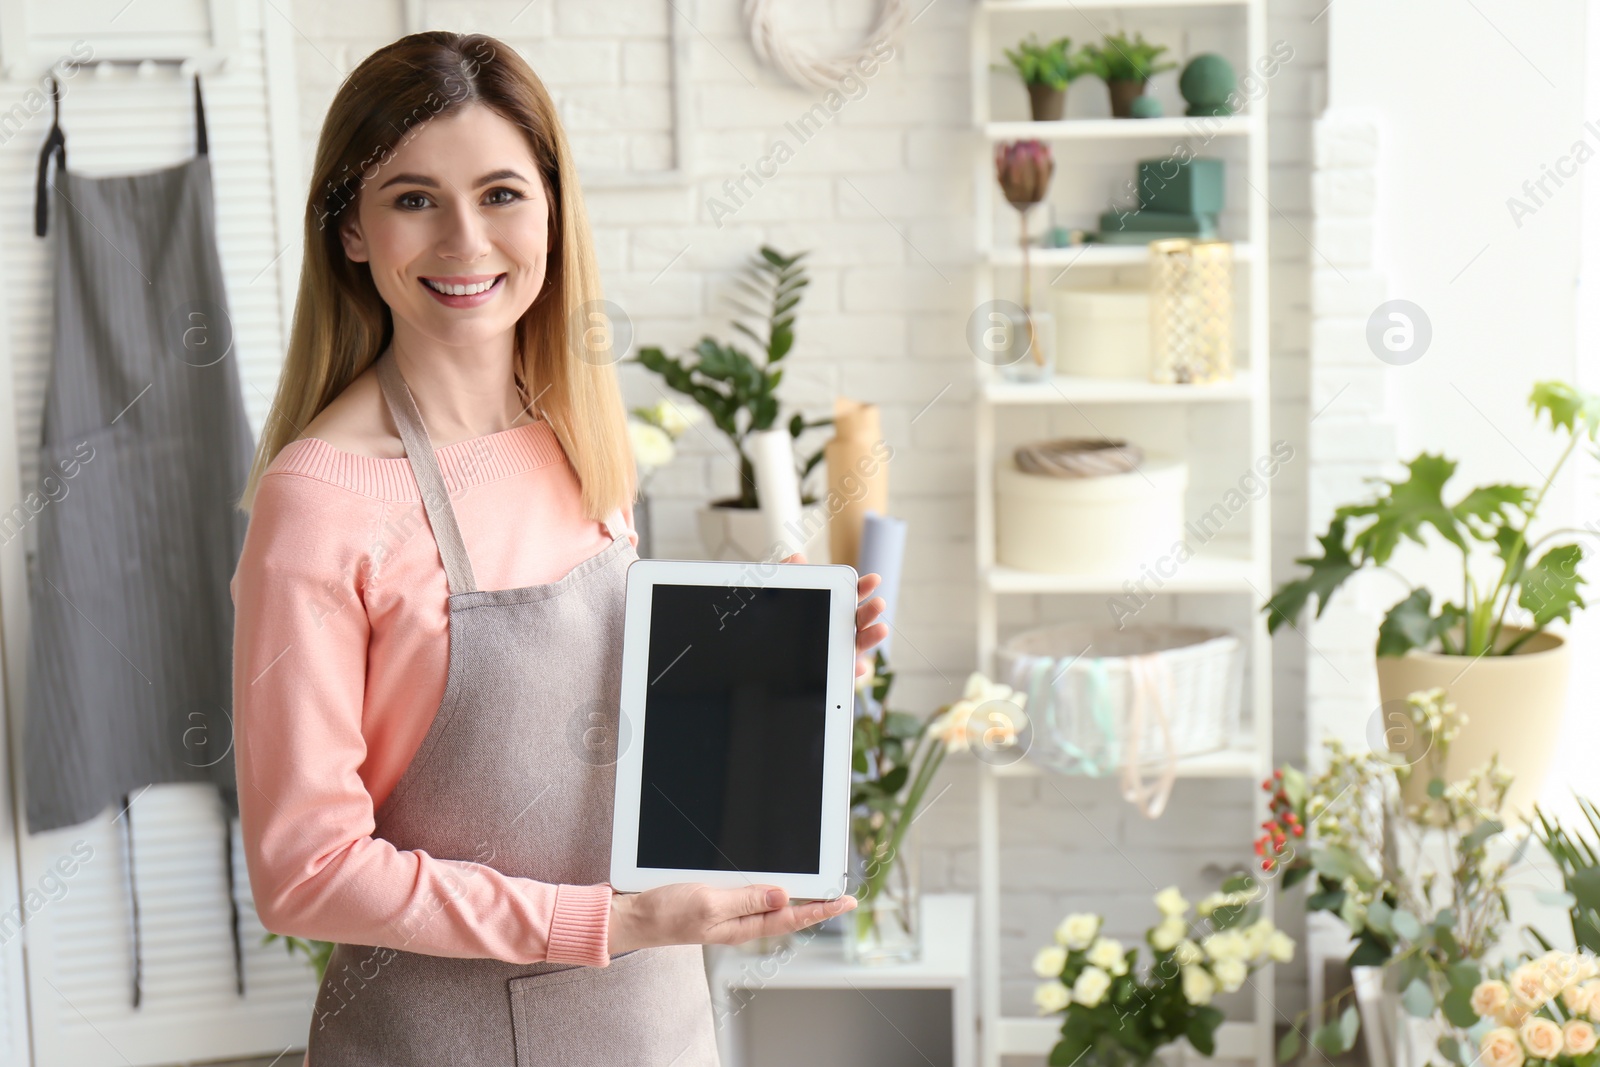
(636, 246), (833, 561)
(997, 33), (1092, 121)
(1083, 32), (1177, 119)
(1031, 876), (1292, 1067)
(1264, 380), (1599, 816)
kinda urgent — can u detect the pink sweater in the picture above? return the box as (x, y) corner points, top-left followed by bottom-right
(230, 418), (635, 971)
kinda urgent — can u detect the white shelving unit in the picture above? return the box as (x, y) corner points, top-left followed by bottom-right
(706, 893), (976, 1067)
(968, 2), (1274, 1066)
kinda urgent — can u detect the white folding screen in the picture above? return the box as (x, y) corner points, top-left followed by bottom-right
(0, 0), (316, 1064)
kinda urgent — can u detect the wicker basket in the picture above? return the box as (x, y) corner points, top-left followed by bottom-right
(996, 623), (1244, 813)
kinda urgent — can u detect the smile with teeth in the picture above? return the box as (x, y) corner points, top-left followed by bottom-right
(422, 274), (504, 296)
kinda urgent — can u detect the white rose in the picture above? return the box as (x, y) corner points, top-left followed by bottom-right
(650, 399), (699, 438)
(1087, 938), (1128, 975)
(1521, 1016), (1564, 1061)
(1174, 939), (1202, 966)
(1472, 980), (1512, 1019)
(1033, 979), (1071, 1014)
(1213, 957), (1248, 993)
(1203, 930), (1246, 963)
(1055, 913), (1100, 951)
(1155, 887), (1189, 917)
(1266, 931), (1296, 964)
(1240, 919), (1274, 960)
(628, 420), (675, 471)
(1480, 1027), (1525, 1067)
(1033, 945), (1068, 979)
(1073, 966), (1112, 1008)
(1565, 1020), (1598, 1056)
(1577, 954), (1600, 982)
(1181, 964), (1217, 1006)
(1150, 917), (1185, 953)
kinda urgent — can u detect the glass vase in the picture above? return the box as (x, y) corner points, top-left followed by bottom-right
(843, 816), (921, 964)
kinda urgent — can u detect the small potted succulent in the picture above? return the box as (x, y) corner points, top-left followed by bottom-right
(1083, 32), (1177, 118)
(998, 33), (1093, 121)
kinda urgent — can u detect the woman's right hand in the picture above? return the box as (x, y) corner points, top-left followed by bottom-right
(607, 883), (856, 955)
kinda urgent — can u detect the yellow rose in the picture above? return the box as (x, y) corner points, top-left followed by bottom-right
(1472, 980), (1512, 1019)
(1562, 982), (1592, 1017)
(1073, 965), (1111, 1008)
(1565, 1020), (1598, 1056)
(1511, 963), (1559, 1009)
(1521, 1016), (1564, 1061)
(1498, 1002), (1531, 1029)
(1181, 964), (1216, 1006)
(1479, 1027), (1525, 1067)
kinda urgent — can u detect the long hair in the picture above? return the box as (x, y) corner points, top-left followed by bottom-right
(239, 31), (635, 517)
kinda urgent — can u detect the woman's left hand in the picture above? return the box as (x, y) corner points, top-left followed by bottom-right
(780, 553), (888, 679)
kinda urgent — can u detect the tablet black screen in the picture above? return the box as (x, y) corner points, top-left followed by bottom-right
(636, 582), (832, 875)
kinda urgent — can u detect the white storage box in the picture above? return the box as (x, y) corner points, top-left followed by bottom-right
(995, 456), (1187, 575)
(1051, 287), (1151, 380)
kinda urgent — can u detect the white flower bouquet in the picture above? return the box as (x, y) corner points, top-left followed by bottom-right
(1031, 877), (1292, 1067)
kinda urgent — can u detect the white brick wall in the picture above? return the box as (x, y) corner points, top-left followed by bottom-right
(287, 0), (1325, 1026)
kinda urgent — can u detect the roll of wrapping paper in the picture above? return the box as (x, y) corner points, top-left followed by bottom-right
(857, 511), (906, 659)
(824, 398), (889, 568)
(749, 428), (803, 560)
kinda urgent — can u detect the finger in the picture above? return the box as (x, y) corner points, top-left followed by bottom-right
(782, 552), (807, 565)
(728, 884), (787, 918)
(855, 596), (886, 629)
(856, 572), (882, 599)
(855, 621), (889, 654)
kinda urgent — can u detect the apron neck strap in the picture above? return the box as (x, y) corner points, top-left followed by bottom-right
(34, 76), (65, 238)
(193, 73), (209, 157)
(374, 351), (479, 595)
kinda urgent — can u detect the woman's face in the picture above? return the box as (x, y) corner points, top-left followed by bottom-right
(339, 101), (550, 349)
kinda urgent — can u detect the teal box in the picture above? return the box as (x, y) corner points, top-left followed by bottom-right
(1097, 210), (1217, 237)
(1137, 158), (1224, 214)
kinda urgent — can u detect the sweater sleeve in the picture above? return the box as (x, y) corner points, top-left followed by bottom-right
(230, 471), (614, 967)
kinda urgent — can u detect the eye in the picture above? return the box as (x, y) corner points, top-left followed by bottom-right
(396, 191), (432, 210)
(484, 187), (526, 206)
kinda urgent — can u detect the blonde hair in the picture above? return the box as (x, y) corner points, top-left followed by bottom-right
(239, 30), (635, 518)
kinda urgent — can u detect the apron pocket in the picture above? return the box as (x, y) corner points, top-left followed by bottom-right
(507, 945), (719, 1066)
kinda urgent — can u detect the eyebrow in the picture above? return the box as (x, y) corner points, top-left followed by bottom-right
(376, 168), (531, 191)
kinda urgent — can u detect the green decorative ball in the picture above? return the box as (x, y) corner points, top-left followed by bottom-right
(1180, 53), (1237, 116)
(1129, 95), (1164, 119)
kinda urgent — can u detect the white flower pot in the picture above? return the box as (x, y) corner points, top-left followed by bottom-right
(695, 500), (831, 563)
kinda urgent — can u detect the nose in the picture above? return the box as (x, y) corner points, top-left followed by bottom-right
(435, 194), (494, 263)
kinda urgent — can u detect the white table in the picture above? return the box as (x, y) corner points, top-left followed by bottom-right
(705, 893), (976, 1067)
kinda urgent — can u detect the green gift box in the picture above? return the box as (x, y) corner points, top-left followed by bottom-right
(1097, 210), (1218, 238)
(1137, 158), (1224, 215)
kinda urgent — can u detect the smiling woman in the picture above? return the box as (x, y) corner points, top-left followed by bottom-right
(228, 29), (876, 1067)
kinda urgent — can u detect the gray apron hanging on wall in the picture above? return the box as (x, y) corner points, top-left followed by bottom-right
(27, 75), (253, 1005)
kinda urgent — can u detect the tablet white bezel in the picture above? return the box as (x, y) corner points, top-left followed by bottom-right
(608, 557), (858, 901)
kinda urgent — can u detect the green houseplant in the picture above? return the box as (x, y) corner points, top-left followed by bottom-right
(1532, 797), (1600, 955)
(636, 246), (834, 559)
(1264, 380), (1600, 815)
(998, 33), (1093, 120)
(1083, 32), (1177, 118)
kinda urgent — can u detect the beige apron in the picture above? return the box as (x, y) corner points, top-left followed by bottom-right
(304, 350), (720, 1066)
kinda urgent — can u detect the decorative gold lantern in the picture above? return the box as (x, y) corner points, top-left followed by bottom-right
(1148, 238), (1234, 384)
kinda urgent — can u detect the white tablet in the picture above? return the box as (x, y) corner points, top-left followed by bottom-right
(608, 557), (859, 901)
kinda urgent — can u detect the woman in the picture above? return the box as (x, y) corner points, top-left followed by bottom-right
(231, 32), (885, 1065)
